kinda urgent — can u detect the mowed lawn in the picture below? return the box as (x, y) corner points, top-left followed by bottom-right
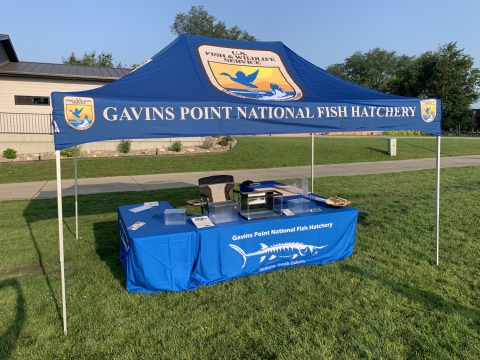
(1, 165), (479, 359)
(1, 135), (480, 184)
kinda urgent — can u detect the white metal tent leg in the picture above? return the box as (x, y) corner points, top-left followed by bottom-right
(56, 150), (67, 334)
(75, 147), (78, 240)
(311, 133), (314, 193)
(435, 136), (441, 266)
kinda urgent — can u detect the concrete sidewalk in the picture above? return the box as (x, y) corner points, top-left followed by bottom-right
(1, 155), (480, 200)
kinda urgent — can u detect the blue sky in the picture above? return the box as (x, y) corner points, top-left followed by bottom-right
(3, 0), (480, 108)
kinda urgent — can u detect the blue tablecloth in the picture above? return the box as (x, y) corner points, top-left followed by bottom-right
(192, 198), (358, 286)
(118, 195), (359, 294)
(118, 201), (199, 294)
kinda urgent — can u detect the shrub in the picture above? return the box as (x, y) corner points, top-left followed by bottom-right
(382, 131), (430, 136)
(201, 137), (215, 149)
(60, 145), (82, 157)
(218, 139), (229, 146)
(3, 148), (17, 159)
(117, 139), (132, 153)
(170, 140), (183, 152)
(224, 135), (234, 142)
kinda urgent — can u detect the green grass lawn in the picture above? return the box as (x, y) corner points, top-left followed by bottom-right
(1, 136), (479, 184)
(1, 166), (479, 359)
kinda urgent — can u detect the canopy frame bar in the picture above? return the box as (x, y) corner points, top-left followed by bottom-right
(56, 150), (67, 335)
(435, 136), (441, 265)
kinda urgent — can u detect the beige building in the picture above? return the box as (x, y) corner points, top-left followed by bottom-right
(0, 34), (202, 155)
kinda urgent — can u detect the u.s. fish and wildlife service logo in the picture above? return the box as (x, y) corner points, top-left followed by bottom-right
(420, 99), (436, 123)
(64, 96), (95, 130)
(197, 45), (303, 101)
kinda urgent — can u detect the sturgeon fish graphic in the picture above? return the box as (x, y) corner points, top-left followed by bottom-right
(229, 242), (327, 268)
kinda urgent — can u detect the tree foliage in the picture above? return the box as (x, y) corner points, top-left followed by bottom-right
(170, 5), (257, 41)
(385, 42), (480, 130)
(327, 42), (480, 131)
(62, 51), (125, 68)
(327, 48), (411, 92)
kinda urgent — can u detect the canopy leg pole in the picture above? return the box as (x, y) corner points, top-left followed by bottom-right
(74, 147), (78, 240)
(56, 150), (67, 334)
(435, 136), (441, 266)
(311, 133), (314, 193)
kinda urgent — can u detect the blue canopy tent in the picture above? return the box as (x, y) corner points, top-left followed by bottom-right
(51, 34), (442, 334)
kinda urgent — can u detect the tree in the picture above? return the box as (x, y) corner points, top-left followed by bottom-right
(385, 42), (480, 132)
(62, 51), (125, 68)
(327, 43), (480, 132)
(326, 48), (412, 92)
(170, 5), (257, 41)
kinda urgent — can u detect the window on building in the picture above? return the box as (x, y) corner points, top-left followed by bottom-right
(14, 95), (50, 106)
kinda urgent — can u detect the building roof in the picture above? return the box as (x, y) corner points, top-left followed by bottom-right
(0, 34), (130, 82)
(0, 61), (131, 81)
(0, 34), (19, 62)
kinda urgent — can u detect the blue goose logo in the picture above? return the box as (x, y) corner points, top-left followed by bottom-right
(64, 96), (95, 130)
(220, 69), (259, 88)
(420, 99), (436, 123)
(198, 45), (303, 101)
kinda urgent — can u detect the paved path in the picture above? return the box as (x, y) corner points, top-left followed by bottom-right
(1, 155), (480, 200)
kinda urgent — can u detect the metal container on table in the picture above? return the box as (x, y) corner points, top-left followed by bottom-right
(239, 190), (283, 220)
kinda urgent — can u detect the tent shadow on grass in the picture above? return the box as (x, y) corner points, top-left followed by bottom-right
(93, 220), (125, 286)
(400, 139), (443, 154)
(0, 279), (25, 360)
(340, 263), (480, 333)
(355, 211), (369, 226)
(22, 187), (204, 292)
(21, 196), (79, 321)
(89, 188), (204, 286)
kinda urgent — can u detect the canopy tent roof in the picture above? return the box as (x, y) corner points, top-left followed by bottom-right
(51, 34), (441, 150)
